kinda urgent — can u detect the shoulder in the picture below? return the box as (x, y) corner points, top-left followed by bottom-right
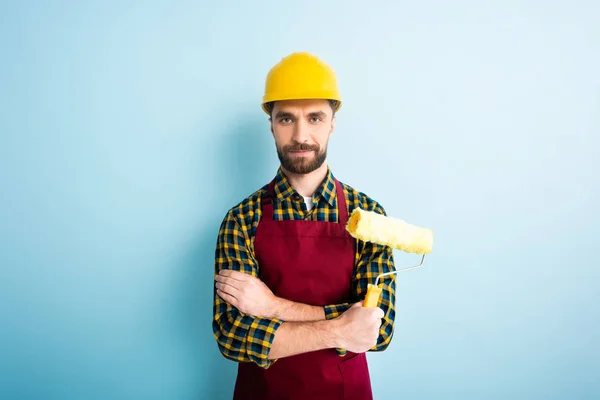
(220, 185), (267, 232)
(338, 179), (388, 216)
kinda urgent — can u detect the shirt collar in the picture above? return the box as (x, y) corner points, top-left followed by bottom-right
(272, 167), (337, 207)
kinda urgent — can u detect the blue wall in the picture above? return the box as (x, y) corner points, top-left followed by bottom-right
(1, 1), (599, 399)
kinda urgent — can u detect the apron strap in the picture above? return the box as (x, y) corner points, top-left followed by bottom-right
(334, 179), (348, 226)
(261, 178), (348, 225)
(261, 180), (276, 221)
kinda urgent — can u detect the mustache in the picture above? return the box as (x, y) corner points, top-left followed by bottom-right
(283, 143), (320, 152)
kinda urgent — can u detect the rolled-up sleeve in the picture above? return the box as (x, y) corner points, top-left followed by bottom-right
(212, 211), (283, 369)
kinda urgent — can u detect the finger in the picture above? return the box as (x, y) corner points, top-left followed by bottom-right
(223, 276), (247, 291)
(370, 306), (384, 317)
(216, 282), (241, 297)
(219, 269), (248, 281)
(215, 275), (241, 288)
(366, 307), (384, 319)
(350, 302), (363, 308)
(217, 289), (238, 306)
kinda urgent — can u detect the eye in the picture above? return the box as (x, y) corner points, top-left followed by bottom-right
(310, 116), (322, 123)
(279, 117), (293, 124)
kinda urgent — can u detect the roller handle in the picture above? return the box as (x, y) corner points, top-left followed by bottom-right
(362, 284), (382, 308)
(361, 255), (426, 308)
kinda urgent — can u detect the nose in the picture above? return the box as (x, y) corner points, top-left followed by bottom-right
(292, 119), (310, 143)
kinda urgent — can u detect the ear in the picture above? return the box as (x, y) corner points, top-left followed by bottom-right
(329, 115), (336, 137)
(269, 117), (274, 137)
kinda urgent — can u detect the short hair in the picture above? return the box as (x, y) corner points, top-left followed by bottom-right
(264, 100), (339, 117)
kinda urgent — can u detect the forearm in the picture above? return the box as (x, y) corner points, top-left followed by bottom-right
(268, 319), (339, 359)
(272, 297), (326, 321)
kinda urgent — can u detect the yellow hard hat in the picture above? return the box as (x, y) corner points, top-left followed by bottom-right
(262, 52), (342, 114)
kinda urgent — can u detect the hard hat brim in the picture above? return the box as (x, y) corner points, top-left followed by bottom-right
(261, 93), (342, 114)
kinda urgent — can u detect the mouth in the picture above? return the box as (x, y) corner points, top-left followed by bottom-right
(288, 150), (314, 157)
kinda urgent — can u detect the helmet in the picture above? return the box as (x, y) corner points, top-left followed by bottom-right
(262, 52), (342, 114)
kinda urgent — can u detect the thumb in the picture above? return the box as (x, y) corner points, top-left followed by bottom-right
(350, 301), (363, 309)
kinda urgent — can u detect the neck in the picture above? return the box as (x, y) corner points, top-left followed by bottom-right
(281, 163), (329, 197)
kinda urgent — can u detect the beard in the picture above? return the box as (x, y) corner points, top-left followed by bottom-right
(277, 142), (327, 174)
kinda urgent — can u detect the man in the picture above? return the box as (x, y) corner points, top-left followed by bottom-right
(212, 52), (396, 400)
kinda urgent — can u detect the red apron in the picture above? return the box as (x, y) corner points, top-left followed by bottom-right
(233, 178), (373, 400)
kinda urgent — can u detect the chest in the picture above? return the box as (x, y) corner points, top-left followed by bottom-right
(253, 218), (356, 305)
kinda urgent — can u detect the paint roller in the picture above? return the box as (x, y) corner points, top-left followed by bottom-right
(345, 208), (434, 308)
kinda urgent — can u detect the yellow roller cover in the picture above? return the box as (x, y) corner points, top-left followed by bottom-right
(346, 208), (433, 254)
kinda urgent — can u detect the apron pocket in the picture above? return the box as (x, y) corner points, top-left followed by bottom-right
(338, 353), (373, 400)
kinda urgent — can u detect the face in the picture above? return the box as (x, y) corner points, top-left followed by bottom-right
(270, 99), (336, 175)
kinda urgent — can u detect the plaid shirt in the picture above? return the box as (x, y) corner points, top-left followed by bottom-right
(213, 167), (396, 369)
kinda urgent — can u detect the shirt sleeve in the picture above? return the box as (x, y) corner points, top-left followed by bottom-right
(323, 201), (397, 356)
(212, 210), (283, 369)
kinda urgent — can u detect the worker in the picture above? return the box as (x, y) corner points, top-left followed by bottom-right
(212, 52), (397, 400)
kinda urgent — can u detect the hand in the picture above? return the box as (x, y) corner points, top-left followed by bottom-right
(215, 270), (278, 318)
(333, 302), (384, 353)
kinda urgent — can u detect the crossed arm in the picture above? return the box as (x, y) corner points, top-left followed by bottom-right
(215, 269), (326, 322)
(212, 210), (396, 368)
(215, 270), (383, 360)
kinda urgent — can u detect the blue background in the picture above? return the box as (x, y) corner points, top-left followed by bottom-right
(1, 1), (599, 399)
